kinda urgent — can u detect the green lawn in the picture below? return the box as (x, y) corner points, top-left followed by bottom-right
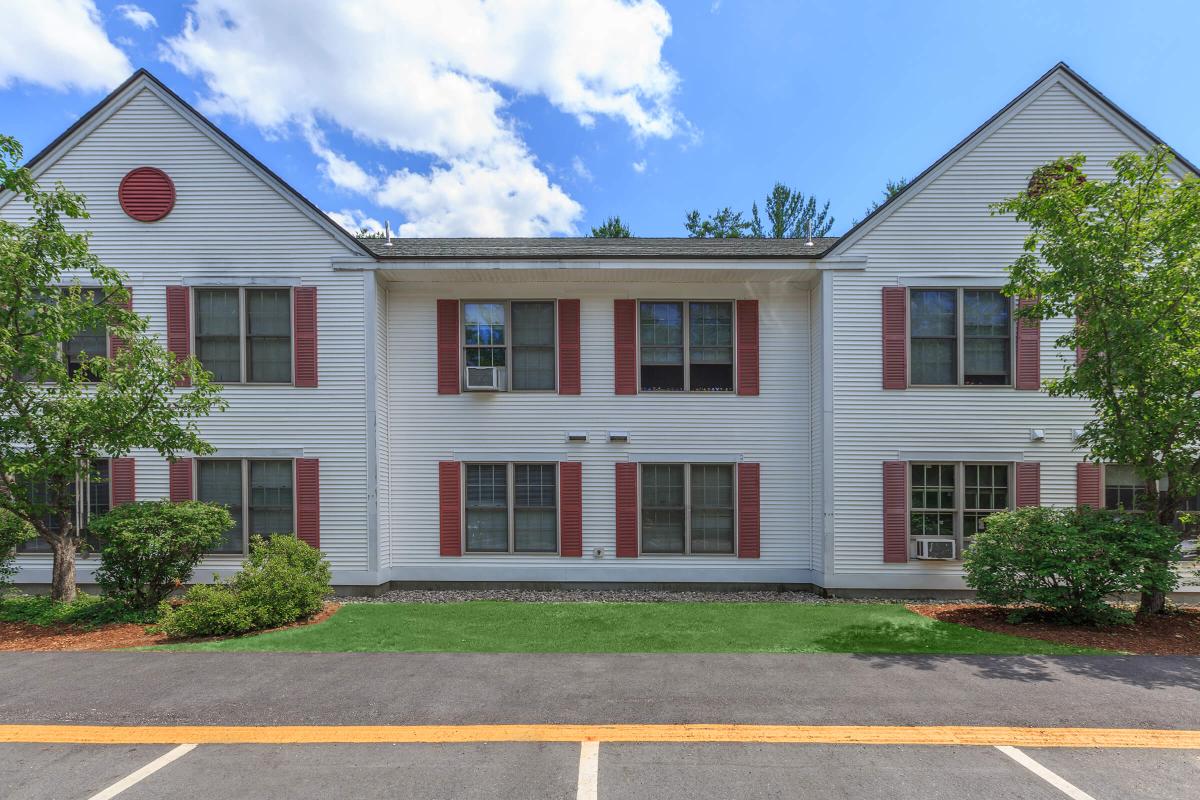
(154, 602), (1109, 655)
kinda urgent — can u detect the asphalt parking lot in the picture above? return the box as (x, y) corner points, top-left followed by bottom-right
(0, 652), (1196, 799)
(2, 739), (1198, 800)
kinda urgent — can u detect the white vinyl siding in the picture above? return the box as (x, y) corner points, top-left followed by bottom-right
(386, 277), (816, 581)
(827, 77), (1148, 586)
(0, 84), (374, 578)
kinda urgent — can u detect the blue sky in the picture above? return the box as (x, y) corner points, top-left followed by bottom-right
(3, 1), (1198, 237)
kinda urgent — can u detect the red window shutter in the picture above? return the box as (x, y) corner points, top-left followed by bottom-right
(439, 461), (462, 556)
(293, 286), (318, 387)
(881, 287), (907, 390)
(110, 458), (136, 505)
(737, 462), (761, 558)
(1075, 314), (1086, 365)
(558, 299), (581, 395)
(1015, 462), (1041, 507)
(613, 299), (637, 395)
(615, 462), (638, 557)
(1076, 462), (1102, 508)
(295, 458), (320, 549)
(437, 300), (460, 395)
(168, 458), (193, 502)
(165, 286), (191, 387)
(559, 461), (583, 557)
(882, 460), (908, 563)
(1015, 297), (1041, 390)
(109, 287), (132, 357)
(736, 299), (760, 396)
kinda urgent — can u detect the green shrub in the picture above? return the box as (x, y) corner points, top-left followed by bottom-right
(156, 535), (331, 639)
(233, 535), (331, 629)
(156, 582), (255, 638)
(963, 506), (1180, 624)
(0, 510), (34, 595)
(91, 501), (233, 611)
(0, 593), (152, 627)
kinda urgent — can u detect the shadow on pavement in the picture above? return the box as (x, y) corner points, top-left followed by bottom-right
(839, 651), (1200, 691)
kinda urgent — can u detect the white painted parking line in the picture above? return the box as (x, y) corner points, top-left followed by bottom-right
(995, 746), (1097, 800)
(86, 744), (197, 800)
(576, 740), (599, 800)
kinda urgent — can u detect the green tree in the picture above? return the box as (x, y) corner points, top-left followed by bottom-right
(749, 182), (834, 238)
(590, 216), (632, 238)
(863, 177), (909, 217)
(0, 134), (225, 601)
(684, 207), (751, 238)
(993, 146), (1200, 615)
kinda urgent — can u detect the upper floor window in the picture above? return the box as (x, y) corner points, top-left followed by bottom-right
(463, 462), (557, 553)
(462, 301), (556, 391)
(17, 460), (110, 553)
(62, 288), (108, 380)
(910, 289), (1011, 386)
(195, 458), (294, 554)
(910, 461), (1010, 554)
(640, 462), (735, 554)
(194, 287), (292, 384)
(639, 301), (733, 392)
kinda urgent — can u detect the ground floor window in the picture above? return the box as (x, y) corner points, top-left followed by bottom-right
(640, 463), (735, 554)
(196, 459), (294, 554)
(16, 460), (110, 554)
(910, 462), (1010, 556)
(1103, 465), (1151, 511)
(464, 462), (558, 553)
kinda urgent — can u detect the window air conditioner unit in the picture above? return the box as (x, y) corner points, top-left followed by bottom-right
(465, 365), (505, 391)
(914, 537), (956, 560)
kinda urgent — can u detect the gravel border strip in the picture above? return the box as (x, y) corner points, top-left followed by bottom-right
(341, 589), (834, 604)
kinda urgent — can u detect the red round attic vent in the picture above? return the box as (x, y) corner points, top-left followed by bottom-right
(118, 167), (175, 222)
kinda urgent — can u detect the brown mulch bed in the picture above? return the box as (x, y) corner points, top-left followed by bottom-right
(0, 601), (340, 652)
(909, 603), (1200, 655)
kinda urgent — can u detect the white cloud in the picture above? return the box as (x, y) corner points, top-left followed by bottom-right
(116, 3), (157, 29)
(327, 209), (385, 235)
(162, 0), (683, 236)
(632, 160), (647, 173)
(571, 156), (592, 181)
(0, 0), (131, 92)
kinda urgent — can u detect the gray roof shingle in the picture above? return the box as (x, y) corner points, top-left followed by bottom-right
(357, 236), (839, 260)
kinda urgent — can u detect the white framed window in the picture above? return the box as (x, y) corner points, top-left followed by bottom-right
(193, 287), (293, 384)
(1103, 465), (1151, 511)
(910, 461), (1012, 554)
(638, 301), (734, 392)
(462, 301), (556, 391)
(195, 458), (295, 554)
(463, 462), (558, 553)
(909, 289), (1012, 386)
(17, 460), (110, 554)
(639, 463), (735, 554)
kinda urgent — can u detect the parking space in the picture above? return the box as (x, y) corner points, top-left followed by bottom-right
(2, 739), (1196, 800)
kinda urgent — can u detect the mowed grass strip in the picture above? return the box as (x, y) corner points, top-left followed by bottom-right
(154, 602), (1109, 654)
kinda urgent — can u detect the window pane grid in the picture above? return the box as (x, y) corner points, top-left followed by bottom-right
(964, 464), (1008, 537)
(963, 291), (1011, 385)
(640, 302), (684, 391)
(246, 289), (292, 383)
(690, 464), (734, 554)
(465, 463), (509, 552)
(514, 463), (557, 552)
(463, 302), (507, 371)
(194, 288), (242, 383)
(1104, 465), (1149, 511)
(17, 459), (109, 554)
(641, 464), (685, 553)
(198, 459), (244, 554)
(911, 289), (1012, 386)
(249, 460), (294, 537)
(62, 288), (106, 380)
(910, 462), (955, 536)
(510, 302), (556, 391)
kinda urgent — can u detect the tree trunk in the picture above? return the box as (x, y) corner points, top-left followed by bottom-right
(1139, 490), (1179, 617)
(49, 535), (77, 603)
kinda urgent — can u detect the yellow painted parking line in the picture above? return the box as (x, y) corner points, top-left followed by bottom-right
(1, 724), (1198, 749)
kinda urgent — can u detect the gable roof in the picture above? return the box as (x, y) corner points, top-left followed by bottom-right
(358, 236), (839, 260)
(15, 68), (375, 258)
(827, 62), (1199, 257)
